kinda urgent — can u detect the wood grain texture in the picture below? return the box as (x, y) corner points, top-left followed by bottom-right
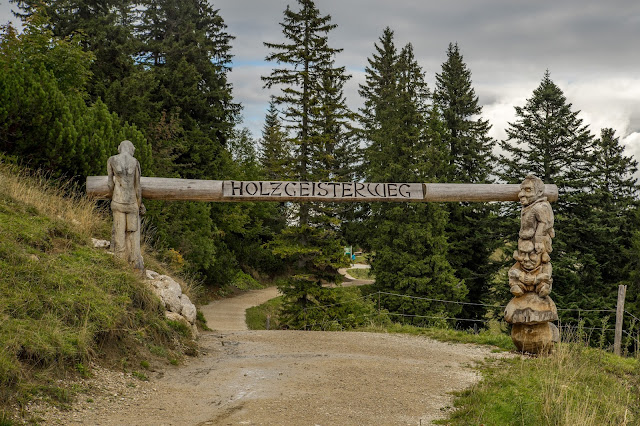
(86, 176), (559, 203)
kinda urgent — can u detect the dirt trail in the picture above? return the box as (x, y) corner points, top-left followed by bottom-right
(201, 287), (280, 331)
(33, 281), (506, 425)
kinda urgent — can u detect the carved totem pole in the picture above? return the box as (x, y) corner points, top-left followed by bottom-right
(107, 140), (145, 271)
(504, 175), (559, 353)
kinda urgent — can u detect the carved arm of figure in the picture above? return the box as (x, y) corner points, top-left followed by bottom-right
(508, 264), (526, 296)
(107, 158), (115, 195)
(534, 262), (553, 297)
(135, 162), (146, 215)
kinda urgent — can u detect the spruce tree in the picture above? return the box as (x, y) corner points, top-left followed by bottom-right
(434, 43), (500, 320)
(137, 0), (239, 179)
(435, 43), (495, 182)
(262, 0), (350, 327)
(359, 29), (465, 321)
(262, 0), (345, 224)
(499, 71), (592, 186)
(260, 100), (293, 181)
(579, 129), (638, 315)
(308, 63), (359, 232)
(136, 0), (241, 287)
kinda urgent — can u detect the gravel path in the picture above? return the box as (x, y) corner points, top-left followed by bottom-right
(27, 281), (506, 425)
(201, 287), (280, 331)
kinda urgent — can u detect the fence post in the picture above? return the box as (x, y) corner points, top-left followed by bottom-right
(614, 284), (627, 356)
(378, 291), (381, 315)
(266, 314), (271, 330)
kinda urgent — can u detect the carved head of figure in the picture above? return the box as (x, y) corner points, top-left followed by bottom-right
(519, 174), (545, 206)
(514, 239), (546, 271)
(118, 140), (136, 156)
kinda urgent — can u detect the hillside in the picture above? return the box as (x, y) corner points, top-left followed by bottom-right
(0, 161), (197, 423)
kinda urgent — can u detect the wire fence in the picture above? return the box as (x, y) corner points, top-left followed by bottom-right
(278, 289), (640, 356)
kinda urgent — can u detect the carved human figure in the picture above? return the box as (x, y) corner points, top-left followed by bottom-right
(505, 175), (559, 353)
(509, 239), (552, 297)
(107, 140), (145, 271)
(518, 175), (555, 254)
(508, 175), (555, 298)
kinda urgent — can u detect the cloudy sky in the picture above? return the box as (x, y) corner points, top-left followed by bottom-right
(2, 0), (640, 161)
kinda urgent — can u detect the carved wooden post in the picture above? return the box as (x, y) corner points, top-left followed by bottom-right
(504, 175), (559, 354)
(614, 284), (627, 356)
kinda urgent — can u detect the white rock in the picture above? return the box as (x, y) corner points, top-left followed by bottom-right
(149, 279), (164, 290)
(92, 238), (111, 249)
(146, 269), (160, 280)
(162, 276), (182, 297)
(180, 294), (197, 324)
(159, 288), (182, 313)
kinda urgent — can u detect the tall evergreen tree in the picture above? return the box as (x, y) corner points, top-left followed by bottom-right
(262, 0), (345, 224)
(434, 43), (494, 183)
(499, 71), (592, 186)
(359, 29), (465, 321)
(579, 129), (638, 313)
(136, 0), (241, 287)
(260, 100), (293, 181)
(434, 43), (500, 320)
(308, 64), (359, 232)
(137, 0), (239, 179)
(262, 0), (351, 327)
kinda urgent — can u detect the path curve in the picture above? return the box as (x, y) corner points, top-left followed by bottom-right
(200, 287), (280, 331)
(33, 279), (507, 425)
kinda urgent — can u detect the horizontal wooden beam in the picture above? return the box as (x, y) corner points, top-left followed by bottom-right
(86, 176), (559, 203)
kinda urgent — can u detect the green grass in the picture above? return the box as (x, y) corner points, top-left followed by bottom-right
(345, 267), (374, 280)
(357, 322), (515, 351)
(438, 342), (640, 425)
(352, 253), (370, 264)
(0, 161), (192, 419)
(246, 297), (284, 330)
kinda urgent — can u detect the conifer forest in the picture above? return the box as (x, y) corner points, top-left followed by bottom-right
(2, 0), (639, 340)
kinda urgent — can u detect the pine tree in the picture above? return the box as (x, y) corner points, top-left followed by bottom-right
(135, 0), (241, 287)
(579, 129), (638, 315)
(0, 17), (150, 177)
(308, 63), (359, 232)
(260, 100), (293, 181)
(262, 0), (350, 326)
(433, 43), (500, 320)
(137, 0), (239, 179)
(500, 71), (592, 186)
(359, 29), (465, 321)
(435, 43), (494, 182)
(262, 0), (345, 224)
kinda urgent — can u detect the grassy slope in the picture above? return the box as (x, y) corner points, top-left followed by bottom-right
(0, 162), (193, 420)
(439, 342), (640, 425)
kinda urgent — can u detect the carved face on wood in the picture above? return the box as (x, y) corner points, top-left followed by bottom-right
(521, 250), (542, 270)
(518, 179), (537, 206)
(514, 239), (544, 271)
